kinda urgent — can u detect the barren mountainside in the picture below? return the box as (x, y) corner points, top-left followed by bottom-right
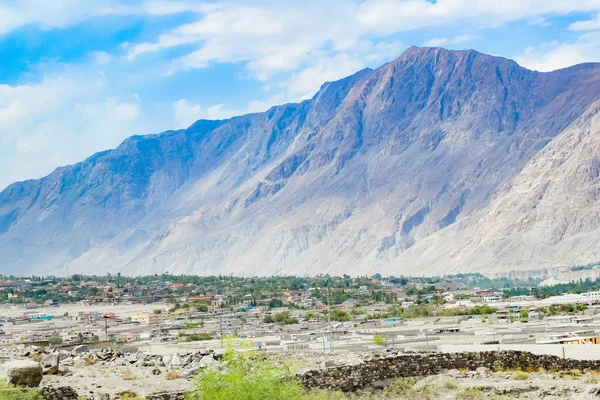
(2, 46), (600, 276)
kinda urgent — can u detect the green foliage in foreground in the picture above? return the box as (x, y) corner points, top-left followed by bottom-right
(0, 380), (41, 400)
(186, 350), (361, 400)
(186, 349), (304, 400)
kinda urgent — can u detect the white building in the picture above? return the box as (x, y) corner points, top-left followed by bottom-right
(542, 291), (600, 305)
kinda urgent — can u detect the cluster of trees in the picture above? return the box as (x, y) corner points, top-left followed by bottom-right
(177, 333), (212, 343)
(367, 303), (498, 320)
(263, 311), (298, 325)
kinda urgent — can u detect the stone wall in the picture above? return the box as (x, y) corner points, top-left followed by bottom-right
(297, 351), (600, 392)
(54, 340), (118, 352)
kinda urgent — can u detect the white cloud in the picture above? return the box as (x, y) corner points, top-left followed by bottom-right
(173, 99), (202, 127)
(569, 13), (600, 31)
(515, 32), (600, 71)
(126, 0), (600, 83)
(357, 0), (600, 34)
(91, 51), (112, 65)
(0, 0), (208, 37)
(286, 41), (404, 100)
(423, 37), (450, 47)
(423, 34), (480, 47)
(0, 74), (153, 190)
(205, 104), (227, 120)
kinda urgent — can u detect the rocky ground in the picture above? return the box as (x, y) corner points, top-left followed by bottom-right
(5, 345), (600, 399)
(1, 344), (216, 398)
(383, 367), (600, 400)
(0, 343), (369, 398)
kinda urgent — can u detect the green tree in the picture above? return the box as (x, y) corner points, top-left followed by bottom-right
(272, 311), (298, 325)
(48, 336), (63, 345)
(187, 350), (304, 400)
(329, 309), (350, 322)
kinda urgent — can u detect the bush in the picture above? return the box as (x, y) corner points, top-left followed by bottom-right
(186, 350), (304, 400)
(48, 336), (63, 345)
(178, 333), (212, 343)
(0, 379), (41, 400)
(153, 309), (162, 314)
(272, 312), (298, 325)
(182, 321), (204, 329)
(511, 371), (529, 380)
(329, 310), (350, 322)
(373, 336), (385, 346)
(382, 377), (418, 397)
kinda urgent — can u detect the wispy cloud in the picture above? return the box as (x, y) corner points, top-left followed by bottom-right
(0, 73), (154, 189)
(422, 34), (480, 48)
(515, 32), (600, 71)
(0, 0), (208, 37)
(569, 13), (600, 31)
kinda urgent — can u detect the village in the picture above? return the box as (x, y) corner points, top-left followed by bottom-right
(2, 274), (600, 358)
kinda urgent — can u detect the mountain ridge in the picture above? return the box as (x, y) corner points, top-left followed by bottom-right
(2, 46), (600, 276)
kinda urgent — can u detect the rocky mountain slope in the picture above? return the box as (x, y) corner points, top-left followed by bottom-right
(2, 46), (600, 276)
(395, 100), (600, 276)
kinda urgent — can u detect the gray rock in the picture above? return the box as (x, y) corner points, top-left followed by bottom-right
(181, 356), (215, 379)
(162, 354), (173, 366)
(446, 369), (461, 377)
(42, 353), (60, 369)
(0, 360), (43, 387)
(125, 354), (138, 364)
(73, 345), (89, 354)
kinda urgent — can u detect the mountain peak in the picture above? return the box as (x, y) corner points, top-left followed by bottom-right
(393, 45), (515, 69)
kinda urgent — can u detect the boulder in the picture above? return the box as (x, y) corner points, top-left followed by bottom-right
(42, 353), (60, 369)
(125, 354), (138, 364)
(73, 345), (89, 354)
(0, 360), (43, 387)
(181, 356), (215, 378)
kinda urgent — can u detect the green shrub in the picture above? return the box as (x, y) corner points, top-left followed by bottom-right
(458, 386), (484, 400)
(382, 377), (417, 397)
(329, 310), (350, 322)
(272, 311), (298, 325)
(443, 379), (458, 389)
(186, 350), (304, 400)
(511, 371), (529, 380)
(48, 336), (63, 345)
(178, 333), (212, 343)
(373, 336), (385, 346)
(0, 379), (41, 400)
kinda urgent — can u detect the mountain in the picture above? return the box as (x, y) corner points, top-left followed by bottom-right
(2, 46), (600, 277)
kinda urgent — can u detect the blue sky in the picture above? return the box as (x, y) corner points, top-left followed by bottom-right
(1, 0), (600, 190)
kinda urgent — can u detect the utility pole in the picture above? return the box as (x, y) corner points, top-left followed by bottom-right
(219, 314), (223, 347)
(327, 285), (333, 352)
(104, 317), (108, 341)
